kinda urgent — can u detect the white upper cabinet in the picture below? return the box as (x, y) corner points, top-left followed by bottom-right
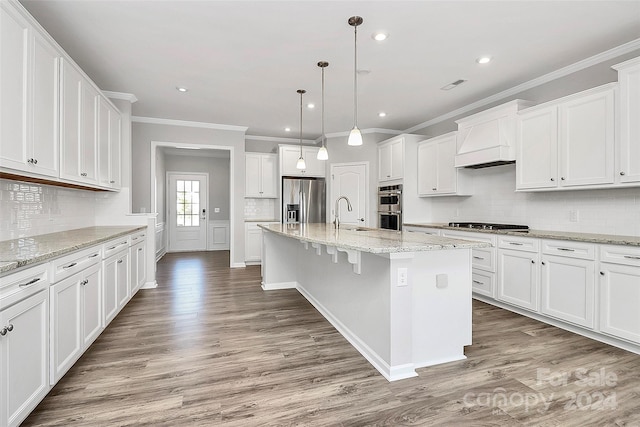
(279, 145), (325, 177)
(417, 132), (470, 196)
(378, 137), (404, 182)
(98, 97), (122, 189)
(613, 57), (640, 184)
(246, 153), (277, 198)
(0, 3), (60, 178)
(516, 83), (616, 191)
(60, 58), (99, 186)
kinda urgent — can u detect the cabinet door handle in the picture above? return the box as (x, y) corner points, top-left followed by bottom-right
(541, 261), (546, 265)
(88, 253), (99, 258)
(33, 159), (38, 164)
(110, 180), (116, 183)
(557, 248), (574, 252)
(138, 248), (143, 252)
(432, 187), (437, 191)
(509, 242), (523, 246)
(472, 280), (483, 285)
(473, 256), (485, 260)
(132, 237), (138, 241)
(63, 262), (77, 269)
(550, 177), (555, 182)
(600, 271), (605, 276)
(81, 172), (88, 177)
(0, 328), (7, 336)
(81, 279), (88, 286)
(624, 255), (640, 260)
(531, 260), (535, 264)
(560, 177), (565, 181)
(19, 277), (40, 288)
(117, 259), (123, 264)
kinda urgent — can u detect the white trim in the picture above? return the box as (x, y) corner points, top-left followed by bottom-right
(166, 171), (209, 252)
(141, 280), (158, 289)
(102, 91), (138, 103)
(246, 135), (316, 145)
(260, 281), (297, 291)
(404, 38), (640, 134)
(134, 116), (248, 132)
(150, 141), (236, 268)
(329, 161), (370, 228)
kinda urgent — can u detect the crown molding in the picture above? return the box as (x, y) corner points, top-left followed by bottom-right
(102, 91), (138, 103)
(404, 38), (640, 134)
(245, 135), (316, 145)
(132, 116), (248, 132)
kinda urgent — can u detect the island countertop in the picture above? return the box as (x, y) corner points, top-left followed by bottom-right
(0, 226), (146, 274)
(258, 223), (490, 254)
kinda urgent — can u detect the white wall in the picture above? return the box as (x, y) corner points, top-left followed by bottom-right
(131, 122), (245, 267)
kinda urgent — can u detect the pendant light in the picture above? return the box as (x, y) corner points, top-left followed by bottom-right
(347, 16), (363, 146)
(296, 89), (306, 170)
(317, 61), (329, 160)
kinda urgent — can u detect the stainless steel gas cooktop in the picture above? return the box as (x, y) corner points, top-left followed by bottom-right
(447, 222), (529, 231)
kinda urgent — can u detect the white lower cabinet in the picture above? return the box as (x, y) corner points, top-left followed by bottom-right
(0, 289), (49, 427)
(442, 230), (497, 298)
(50, 262), (102, 384)
(540, 255), (595, 328)
(498, 248), (540, 311)
(130, 238), (146, 295)
(598, 245), (640, 344)
(102, 248), (128, 326)
(245, 223), (264, 263)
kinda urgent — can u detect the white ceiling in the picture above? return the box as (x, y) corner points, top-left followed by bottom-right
(20, 0), (640, 141)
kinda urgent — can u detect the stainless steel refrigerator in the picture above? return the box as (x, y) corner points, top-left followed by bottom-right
(282, 176), (326, 224)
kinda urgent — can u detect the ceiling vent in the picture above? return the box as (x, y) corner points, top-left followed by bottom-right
(441, 79), (467, 91)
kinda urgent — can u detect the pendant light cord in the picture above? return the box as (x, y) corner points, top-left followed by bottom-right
(353, 23), (358, 128)
(321, 66), (325, 147)
(299, 91), (303, 156)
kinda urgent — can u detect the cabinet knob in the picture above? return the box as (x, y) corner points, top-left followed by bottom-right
(560, 177), (565, 181)
(33, 159), (38, 164)
(541, 261), (546, 265)
(0, 328), (6, 336)
(432, 188), (437, 191)
(600, 271), (605, 276)
(359, 218), (365, 222)
(620, 171), (626, 176)
(117, 259), (123, 264)
(81, 173), (88, 177)
(110, 180), (115, 184)
(531, 260), (535, 264)
(6, 324), (13, 332)
(550, 178), (555, 182)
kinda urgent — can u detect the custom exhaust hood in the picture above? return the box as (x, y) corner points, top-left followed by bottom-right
(454, 100), (535, 169)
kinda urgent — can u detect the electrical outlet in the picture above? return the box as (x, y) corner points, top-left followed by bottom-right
(397, 268), (408, 287)
(214, 207), (220, 213)
(569, 209), (579, 222)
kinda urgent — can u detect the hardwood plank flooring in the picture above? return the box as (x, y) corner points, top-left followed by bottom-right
(23, 251), (640, 426)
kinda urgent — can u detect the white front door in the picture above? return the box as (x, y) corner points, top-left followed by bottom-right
(168, 172), (208, 252)
(330, 162), (368, 227)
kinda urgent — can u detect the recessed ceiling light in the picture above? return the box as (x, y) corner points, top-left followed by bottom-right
(307, 103), (315, 109)
(372, 32), (388, 41)
(378, 112), (387, 117)
(476, 56), (492, 64)
(284, 127), (291, 132)
(176, 86), (188, 92)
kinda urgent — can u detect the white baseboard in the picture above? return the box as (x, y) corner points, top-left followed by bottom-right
(261, 281), (297, 290)
(141, 280), (157, 289)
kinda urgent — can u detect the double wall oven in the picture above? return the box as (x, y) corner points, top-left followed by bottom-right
(378, 184), (402, 231)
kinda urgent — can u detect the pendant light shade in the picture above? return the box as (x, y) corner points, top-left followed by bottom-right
(347, 16), (363, 146)
(296, 89), (306, 170)
(317, 61), (329, 160)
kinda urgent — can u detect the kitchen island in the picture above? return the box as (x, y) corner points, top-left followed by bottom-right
(258, 223), (489, 381)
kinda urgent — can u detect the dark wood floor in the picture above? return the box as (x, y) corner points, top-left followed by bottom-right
(24, 251), (640, 426)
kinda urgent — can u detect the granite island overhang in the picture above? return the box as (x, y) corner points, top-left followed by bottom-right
(258, 223), (490, 381)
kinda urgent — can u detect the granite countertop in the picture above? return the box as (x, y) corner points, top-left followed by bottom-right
(258, 223), (490, 254)
(403, 223), (640, 247)
(0, 226), (146, 275)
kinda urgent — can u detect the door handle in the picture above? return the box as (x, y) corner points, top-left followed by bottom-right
(201, 208), (206, 220)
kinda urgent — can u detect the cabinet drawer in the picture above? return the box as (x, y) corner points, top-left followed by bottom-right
(498, 235), (539, 252)
(129, 231), (146, 246)
(599, 244), (640, 267)
(404, 227), (441, 236)
(542, 239), (595, 260)
(102, 236), (130, 258)
(0, 263), (49, 308)
(472, 247), (495, 272)
(51, 245), (101, 282)
(441, 230), (496, 246)
(472, 270), (495, 298)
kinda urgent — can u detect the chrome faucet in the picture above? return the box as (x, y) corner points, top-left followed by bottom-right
(334, 196), (353, 229)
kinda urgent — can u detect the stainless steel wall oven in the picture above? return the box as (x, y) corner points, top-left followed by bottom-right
(378, 184), (402, 230)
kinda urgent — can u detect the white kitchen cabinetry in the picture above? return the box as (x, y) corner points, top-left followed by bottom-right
(378, 137), (404, 182)
(540, 240), (596, 328)
(0, 3), (60, 179)
(60, 58), (99, 186)
(403, 226), (440, 236)
(442, 230), (497, 298)
(0, 264), (50, 427)
(280, 145), (325, 177)
(130, 232), (147, 295)
(417, 132), (471, 196)
(613, 57), (640, 184)
(50, 261), (102, 384)
(516, 84), (616, 191)
(98, 97), (122, 189)
(102, 236), (129, 326)
(497, 236), (540, 311)
(599, 245), (640, 344)
(246, 153), (277, 197)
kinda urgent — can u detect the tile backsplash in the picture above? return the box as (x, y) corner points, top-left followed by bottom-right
(0, 179), (97, 241)
(244, 198), (277, 220)
(409, 165), (640, 236)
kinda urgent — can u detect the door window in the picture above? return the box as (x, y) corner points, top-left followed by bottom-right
(176, 179), (200, 227)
